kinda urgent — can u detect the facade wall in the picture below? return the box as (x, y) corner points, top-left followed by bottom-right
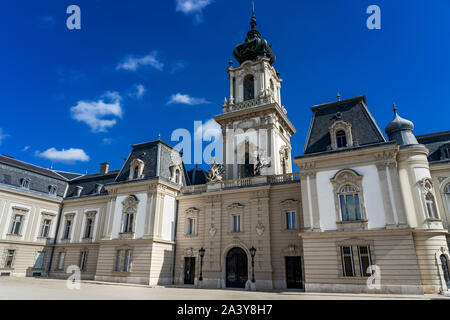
(302, 232), (424, 294)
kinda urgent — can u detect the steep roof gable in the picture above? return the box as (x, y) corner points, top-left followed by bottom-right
(303, 96), (386, 155)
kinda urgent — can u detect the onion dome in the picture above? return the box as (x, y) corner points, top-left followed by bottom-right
(385, 104), (419, 146)
(233, 4), (276, 65)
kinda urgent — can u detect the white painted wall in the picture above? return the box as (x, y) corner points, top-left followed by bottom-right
(316, 165), (386, 231)
(111, 193), (147, 240)
(161, 196), (176, 242)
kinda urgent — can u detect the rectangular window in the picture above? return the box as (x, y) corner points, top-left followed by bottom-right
(358, 246), (373, 277)
(122, 213), (134, 233)
(341, 246), (355, 277)
(115, 250), (132, 273)
(84, 218), (94, 239)
(186, 218), (196, 235)
(4, 250), (15, 268)
(33, 252), (44, 269)
(286, 212), (297, 230)
(232, 215), (241, 233)
(63, 219), (72, 239)
(10, 214), (24, 235)
(57, 252), (65, 270)
(79, 251), (88, 271)
(340, 194), (362, 221)
(41, 219), (51, 238)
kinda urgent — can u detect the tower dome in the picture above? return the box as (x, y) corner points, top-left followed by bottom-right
(385, 104), (419, 146)
(233, 3), (276, 65)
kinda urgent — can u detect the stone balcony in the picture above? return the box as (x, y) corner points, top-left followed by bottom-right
(222, 95), (288, 115)
(181, 173), (300, 195)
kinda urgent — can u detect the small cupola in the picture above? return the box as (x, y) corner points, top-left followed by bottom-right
(385, 104), (419, 146)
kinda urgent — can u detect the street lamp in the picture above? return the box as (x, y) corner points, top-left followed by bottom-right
(199, 248), (206, 281)
(250, 246), (257, 283)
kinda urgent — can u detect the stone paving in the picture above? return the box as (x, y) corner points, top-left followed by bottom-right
(0, 277), (448, 300)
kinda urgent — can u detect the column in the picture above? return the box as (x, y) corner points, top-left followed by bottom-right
(376, 163), (397, 228)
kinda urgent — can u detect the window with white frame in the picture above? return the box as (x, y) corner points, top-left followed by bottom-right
(62, 218), (72, 239)
(445, 184), (450, 215)
(84, 216), (95, 239)
(339, 186), (363, 221)
(10, 214), (24, 235)
(3, 250), (15, 269)
(115, 250), (132, 273)
(425, 193), (439, 219)
(20, 178), (30, 189)
(341, 246), (355, 277)
(358, 246), (373, 277)
(79, 251), (88, 271)
(33, 251), (44, 269)
(122, 211), (134, 233)
(232, 215), (241, 233)
(57, 252), (65, 270)
(186, 218), (196, 235)
(285, 211), (297, 230)
(40, 219), (52, 238)
(48, 185), (57, 195)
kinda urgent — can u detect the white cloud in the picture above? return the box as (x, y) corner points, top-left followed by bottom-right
(0, 129), (10, 145)
(70, 92), (123, 133)
(37, 148), (90, 164)
(170, 61), (189, 74)
(22, 146), (30, 152)
(129, 84), (146, 100)
(116, 52), (164, 72)
(176, 0), (213, 14)
(195, 119), (221, 140)
(167, 93), (210, 105)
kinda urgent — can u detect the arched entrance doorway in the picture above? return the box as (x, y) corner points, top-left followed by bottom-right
(226, 248), (248, 288)
(440, 255), (450, 289)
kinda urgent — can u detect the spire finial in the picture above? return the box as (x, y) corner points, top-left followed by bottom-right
(393, 103), (398, 115)
(158, 133), (161, 140)
(337, 92), (341, 101)
(250, 0), (257, 30)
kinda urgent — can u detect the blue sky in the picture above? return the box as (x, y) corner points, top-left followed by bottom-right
(0, 0), (449, 174)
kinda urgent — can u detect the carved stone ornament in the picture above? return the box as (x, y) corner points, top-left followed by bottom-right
(185, 207), (200, 215)
(185, 248), (194, 257)
(209, 224), (217, 238)
(256, 222), (265, 236)
(208, 157), (225, 182)
(419, 178), (434, 193)
(228, 203), (245, 211)
(122, 195), (139, 215)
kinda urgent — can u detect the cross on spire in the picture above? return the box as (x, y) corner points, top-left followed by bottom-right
(337, 93), (341, 101)
(393, 103), (398, 115)
(250, 0), (257, 30)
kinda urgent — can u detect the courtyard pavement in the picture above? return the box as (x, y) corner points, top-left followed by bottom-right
(0, 277), (448, 300)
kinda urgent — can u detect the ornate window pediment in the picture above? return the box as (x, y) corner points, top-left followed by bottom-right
(185, 207), (200, 215)
(121, 195), (139, 235)
(228, 203), (245, 211)
(330, 169), (368, 229)
(128, 159), (145, 181)
(329, 120), (354, 150)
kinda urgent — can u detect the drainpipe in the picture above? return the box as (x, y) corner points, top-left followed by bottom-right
(172, 199), (179, 285)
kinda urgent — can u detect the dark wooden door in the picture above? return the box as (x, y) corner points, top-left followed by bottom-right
(184, 257), (195, 285)
(226, 248), (248, 288)
(286, 257), (303, 289)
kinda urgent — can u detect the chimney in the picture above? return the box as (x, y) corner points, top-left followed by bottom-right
(100, 162), (110, 174)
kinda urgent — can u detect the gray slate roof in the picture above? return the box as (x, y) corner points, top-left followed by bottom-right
(417, 131), (450, 163)
(303, 96), (386, 155)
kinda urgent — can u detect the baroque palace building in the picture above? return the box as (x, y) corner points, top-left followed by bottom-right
(1, 11), (450, 295)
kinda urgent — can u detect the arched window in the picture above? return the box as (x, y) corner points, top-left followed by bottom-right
(425, 193), (439, 219)
(440, 255), (450, 289)
(336, 130), (348, 148)
(339, 186), (362, 221)
(133, 166), (139, 180)
(445, 184), (450, 215)
(244, 75), (255, 101)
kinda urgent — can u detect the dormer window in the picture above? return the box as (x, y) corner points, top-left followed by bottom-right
(128, 159), (145, 181)
(75, 186), (83, 197)
(175, 169), (180, 184)
(336, 130), (348, 148)
(20, 178), (30, 189)
(48, 185), (57, 195)
(441, 144), (450, 160)
(244, 74), (255, 101)
(94, 184), (103, 195)
(329, 120), (353, 151)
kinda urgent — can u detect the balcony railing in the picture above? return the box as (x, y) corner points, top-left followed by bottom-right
(223, 95), (276, 114)
(181, 172), (300, 195)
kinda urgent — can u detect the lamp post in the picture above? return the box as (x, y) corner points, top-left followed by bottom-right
(250, 246), (257, 283)
(199, 248), (206, 282)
